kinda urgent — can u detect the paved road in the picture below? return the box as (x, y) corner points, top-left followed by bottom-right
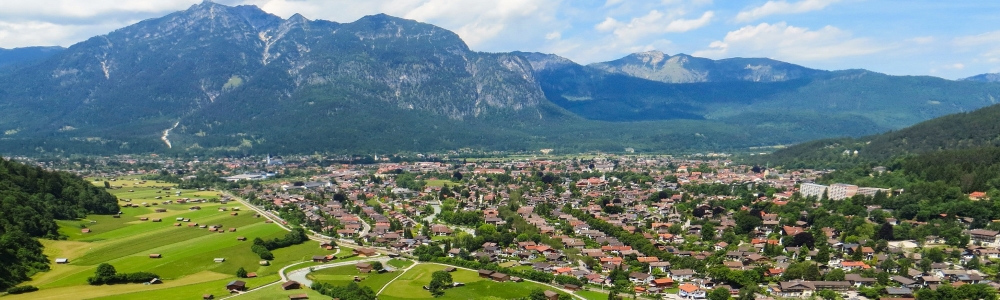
(285, 257), (387, 287)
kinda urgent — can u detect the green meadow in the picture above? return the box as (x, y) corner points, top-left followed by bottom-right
(4, 177), (333, 300)
(379, 264), (573, 300)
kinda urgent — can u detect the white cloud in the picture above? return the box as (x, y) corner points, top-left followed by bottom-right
(694, 22), (887, 61)
(952, 30), (1000, 66)
(595, 10), (713, 43)
(545, 31), (561, 40)
(908, 36), (935, 44)
(735, 0), (840, 23)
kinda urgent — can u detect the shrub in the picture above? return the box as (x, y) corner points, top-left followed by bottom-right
(6, 285), (39, 294)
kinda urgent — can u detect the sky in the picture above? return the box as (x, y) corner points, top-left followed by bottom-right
(1, 0), (999, 79)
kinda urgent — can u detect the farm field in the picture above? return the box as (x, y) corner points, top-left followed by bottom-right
(5, 177), (331, 300)
(378, 264), (573, 300)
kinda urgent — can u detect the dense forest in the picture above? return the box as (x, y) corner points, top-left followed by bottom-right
(0, 157), (119, 291)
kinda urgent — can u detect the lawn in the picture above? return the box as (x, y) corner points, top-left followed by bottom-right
(229, 283), (326, 300)
(425, 179), (459, 187)
(308, 264), (400, 291)
(577, 290), (610, 300)
(387, 258), (414, 269)
(90, 274), (281, 300)
(379, 264), (572, 300)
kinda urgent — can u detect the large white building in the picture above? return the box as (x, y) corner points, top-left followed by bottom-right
(801, 183), (891, 200)
(828, 184), (859, 200)
(800, 183), (828, 199)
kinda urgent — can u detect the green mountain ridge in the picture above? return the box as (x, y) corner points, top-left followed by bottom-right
(758, 101), (1000, 168)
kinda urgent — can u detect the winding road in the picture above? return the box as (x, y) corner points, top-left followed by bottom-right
(285, 257), (387, 287)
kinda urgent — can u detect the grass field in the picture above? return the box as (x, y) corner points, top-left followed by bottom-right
(5, 177), (331, 300)
(576, 290), (610, 300)
(425, 179), (459, 187)
(379, 264), (572, 300)
(308, 264), (399, 291)
(228, 283), (326, 300)
(387, 258), (414, 269)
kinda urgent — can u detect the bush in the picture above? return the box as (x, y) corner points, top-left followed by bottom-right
(86, 263), (159, 285)
(251, 244), (274, 260)
(6, 285), (39, 294)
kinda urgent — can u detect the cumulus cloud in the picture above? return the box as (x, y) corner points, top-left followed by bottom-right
(595, 10), (713, 43)
(694, 22), (887, 61)
(735, 0), (840, 23)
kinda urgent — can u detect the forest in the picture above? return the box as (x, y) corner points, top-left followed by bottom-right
(0, 157), (119, 291)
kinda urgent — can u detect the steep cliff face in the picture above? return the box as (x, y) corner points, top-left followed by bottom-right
(587, 50), (824, 83)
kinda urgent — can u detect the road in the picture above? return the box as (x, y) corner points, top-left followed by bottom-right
(423, 201), (441, 223)
(285, 257), (387, 287)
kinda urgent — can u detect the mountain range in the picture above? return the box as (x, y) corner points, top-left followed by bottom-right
(1, 1), (1000, 155)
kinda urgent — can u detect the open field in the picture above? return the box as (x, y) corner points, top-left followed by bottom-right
(308, 264), (400, 291)
(379, 264), (572, 300)
(425, 179), (459, 187)
(228, 284), (327, 300)
(576, 290), (610, 300)
(5, 178), (331, 300)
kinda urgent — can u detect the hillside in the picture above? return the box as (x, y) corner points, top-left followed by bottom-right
(0, 3), (999, 155)
(0, 158), (119, 291)
(757, 102), (1000, 168)
(0, 46), (63, 72)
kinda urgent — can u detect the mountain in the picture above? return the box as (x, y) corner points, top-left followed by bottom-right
(758, 102), (1000, 168)
(0, 2), (570, 154)
(2, 3), (1000, 156)
(963, 73), (1000, 82)
(519, 51), (1000, 134)
(586, 50), (823, 83)
(0, 46), (64, 72)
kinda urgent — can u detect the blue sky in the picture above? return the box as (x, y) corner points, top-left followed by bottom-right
(1, 0), (999, 79)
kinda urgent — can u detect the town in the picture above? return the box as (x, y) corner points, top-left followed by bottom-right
(16, 153), (1000, 300)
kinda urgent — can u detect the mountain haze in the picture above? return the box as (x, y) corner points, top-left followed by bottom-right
(587, 50), (823, 83)
(964, 73), (1000, 83)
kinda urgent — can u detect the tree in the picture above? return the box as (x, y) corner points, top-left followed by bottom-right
(876, 223), (894, 241)
(428, 270), (453, 297)
(708, 287), (730, 300)
(371, 261), (384, 272)
(702, 222), (717, 241)
(967, 255), (981, 270)
(452, 171), (463, 181)
(816, 289), (841, 300)
(95, 263), (117, 278)
(824, 269), (845, 281)
(791, 232), (815, 248)
(529, 289), (548, 300)
(236, 267), (248, 278)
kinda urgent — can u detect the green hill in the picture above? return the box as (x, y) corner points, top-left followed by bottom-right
(758, 102), (1000, 168)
